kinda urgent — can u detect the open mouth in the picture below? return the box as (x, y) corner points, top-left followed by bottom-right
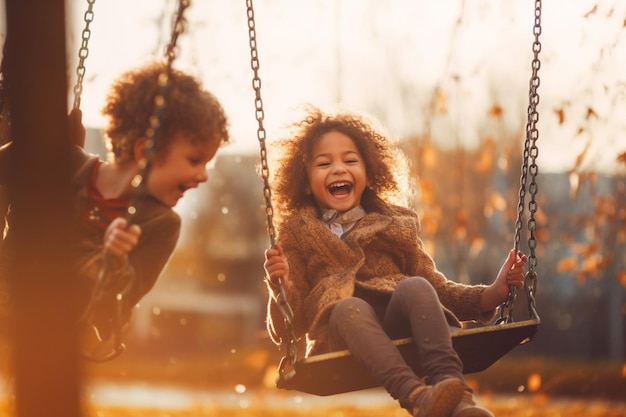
(328, 181), (352, 197)
(177, 184), (194, 198)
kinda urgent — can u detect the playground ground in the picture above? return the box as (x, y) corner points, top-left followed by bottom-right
(1, 346), (624, 416)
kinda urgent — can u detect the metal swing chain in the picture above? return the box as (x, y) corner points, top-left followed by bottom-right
(163, 0), (190, 70)
(72, 0), (96, 110)
(246, 0), (299, 378)
(121, 0), (191, 346)
(498, 0), (542, 324)
(128, 0), (190, 209)
(523, 0), (542, 321)
(81, 0), (190, 362)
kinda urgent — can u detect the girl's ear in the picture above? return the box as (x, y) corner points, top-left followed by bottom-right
(134, 137), (149, 167)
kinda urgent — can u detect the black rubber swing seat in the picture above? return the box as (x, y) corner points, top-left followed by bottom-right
(275, 319), (539, 396)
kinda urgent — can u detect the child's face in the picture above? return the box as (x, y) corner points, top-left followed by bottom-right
(306, 131), (367, 212)
(147, 134), (218, 207)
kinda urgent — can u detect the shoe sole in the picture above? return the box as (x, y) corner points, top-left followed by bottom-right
(423, 379), (465, 417)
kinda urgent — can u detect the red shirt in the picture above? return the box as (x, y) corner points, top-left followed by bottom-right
(80, 160), (130, 233)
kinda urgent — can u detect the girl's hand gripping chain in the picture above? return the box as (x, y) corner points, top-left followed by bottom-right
(264, 242), (292, 297)
(493, 249), (528, 302)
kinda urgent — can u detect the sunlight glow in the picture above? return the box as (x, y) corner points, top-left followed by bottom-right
(54, 0), (626, 174)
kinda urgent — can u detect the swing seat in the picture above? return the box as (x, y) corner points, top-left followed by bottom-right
(276, 319), (539, 396)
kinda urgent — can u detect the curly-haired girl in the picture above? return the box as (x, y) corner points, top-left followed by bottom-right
(264, 106), (526, 417)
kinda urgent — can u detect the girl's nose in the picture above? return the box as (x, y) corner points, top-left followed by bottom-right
(330, 162), (346, 174)
(197, 167), (209, 183)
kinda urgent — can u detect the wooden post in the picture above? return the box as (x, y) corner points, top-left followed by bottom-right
(4, 1), (81, 417)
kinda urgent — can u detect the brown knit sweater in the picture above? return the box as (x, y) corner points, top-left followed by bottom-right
(266, 195), (496, 356)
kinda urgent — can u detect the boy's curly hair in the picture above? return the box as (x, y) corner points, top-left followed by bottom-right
(102, 61), (229, 164)
(268, 105), (412, 220)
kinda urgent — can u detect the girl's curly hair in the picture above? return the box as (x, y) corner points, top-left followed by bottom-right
(102, 61), (229, 164)
(268, 105), (412, 221)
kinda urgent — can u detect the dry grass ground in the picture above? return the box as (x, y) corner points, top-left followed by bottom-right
(1, 395), (625, 417)
(85, 401), (626, 417)
(82, 346), (626, 401)
(79, 348), (626, 417)
(1, 344), (625, 416)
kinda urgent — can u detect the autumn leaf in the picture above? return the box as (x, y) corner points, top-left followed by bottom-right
(583, 5), (598, 17)
(595, 196), (616, 219)
(586, 107), (598, 119)
(488, 105), (503, 119)
(475, 137), (495, 173)
(580, 254), (612, 278)
(572, 140), (591, 170)
(572, 242), (600, 256)
(557, 257), (578, 272)
(475, 147), (494, 173)
(554, 108), (565, 124)
(527, 373), (542, 392)
(488, 192), (507, 212)
(568, 171), (580, 199)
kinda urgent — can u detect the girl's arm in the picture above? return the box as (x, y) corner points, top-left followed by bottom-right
(479, 249), (527, 313)
(264, 233), (310, 347)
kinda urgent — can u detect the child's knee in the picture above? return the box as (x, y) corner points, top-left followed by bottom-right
(330, 297), (373, 324)
(398, 276), (434, 293)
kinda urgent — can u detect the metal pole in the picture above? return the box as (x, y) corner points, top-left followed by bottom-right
(4, 0), (81, 416)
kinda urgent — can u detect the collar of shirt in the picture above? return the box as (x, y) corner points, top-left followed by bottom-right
(321, 205), (367, 237)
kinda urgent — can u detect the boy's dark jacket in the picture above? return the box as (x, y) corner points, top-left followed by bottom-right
(0, 144), (180, 338)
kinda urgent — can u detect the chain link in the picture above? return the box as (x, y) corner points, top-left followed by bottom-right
(246, 0), (299, 372)
(499, 0), (542, 323)
(524, 0), (542, 320)
(164, 0), (190, 68)
(246, 0), (275, 246)
(72, 0), (96, 110)
(129, 0), (190, 219)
